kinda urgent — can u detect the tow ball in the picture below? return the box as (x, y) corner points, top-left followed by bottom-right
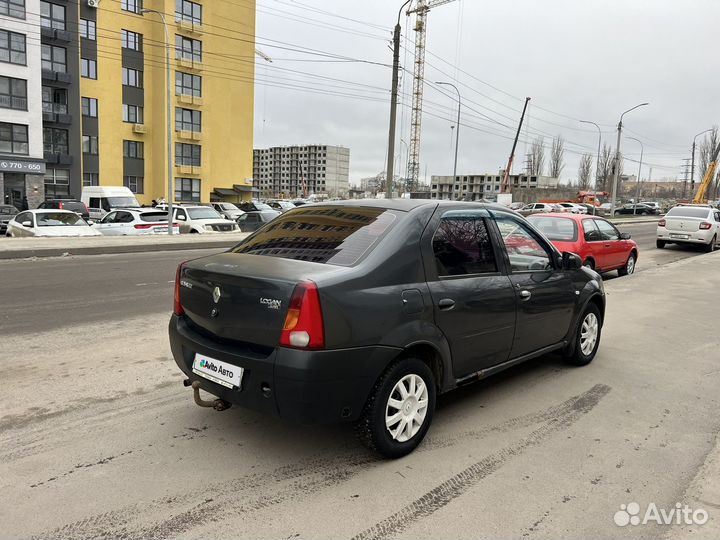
(183, 379), (232, 411)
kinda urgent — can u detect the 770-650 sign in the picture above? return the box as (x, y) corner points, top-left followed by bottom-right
(0, 160), (46, 173)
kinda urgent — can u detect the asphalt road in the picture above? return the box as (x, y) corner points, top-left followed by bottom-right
(2, 250), (719, 538)
(0, 221), (700, 336)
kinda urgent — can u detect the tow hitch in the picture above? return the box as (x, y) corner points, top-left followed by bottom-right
(183, 379), (232, 411)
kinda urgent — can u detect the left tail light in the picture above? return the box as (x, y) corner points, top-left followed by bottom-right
(658, 219), (666, 227)
(174, 263), (186, 316)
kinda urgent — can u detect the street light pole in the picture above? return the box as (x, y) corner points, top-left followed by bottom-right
(385, 0), (413, 199)
(435, 81), (461, 187)
(580, 120), (602, 192)
(142, 8), (173, 234)
(626, 136), (643, 215)
(691, 129), (712, 197)
(610, 103), (649, 217)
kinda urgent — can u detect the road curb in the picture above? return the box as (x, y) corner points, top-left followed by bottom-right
(0, 239), (238, 260)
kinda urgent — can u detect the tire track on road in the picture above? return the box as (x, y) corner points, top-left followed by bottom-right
(38, 384), (611, 539)
(352, 383), (612, 540)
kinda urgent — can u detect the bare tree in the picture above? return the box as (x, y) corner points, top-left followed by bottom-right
(548, 135), (565, 179)
(529, 136), (545, 176)
(577, 153), (593, 190)
(697, 126), (718, 187)
(597, 143), (614, 192)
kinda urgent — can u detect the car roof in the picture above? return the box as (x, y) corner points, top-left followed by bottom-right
(27, 209), (78, 214)
(527, 212), (595, 222)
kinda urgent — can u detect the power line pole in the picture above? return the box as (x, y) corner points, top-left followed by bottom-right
(501, 97), (531, 194)
(681, 158), (691, 200)
(385, 0), (413, 199)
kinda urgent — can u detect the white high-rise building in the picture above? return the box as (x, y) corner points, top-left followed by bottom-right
(0, 0), (46, 209)
(253, 145), (350, 198)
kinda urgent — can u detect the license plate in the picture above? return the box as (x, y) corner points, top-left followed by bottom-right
(192, 353), (243, 389)
(670, 234), (689, 239)
(154, 227), (168, 233)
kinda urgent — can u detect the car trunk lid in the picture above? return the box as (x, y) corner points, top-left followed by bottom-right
(665, 217), (700, 232)
(178, 252), (342, 347)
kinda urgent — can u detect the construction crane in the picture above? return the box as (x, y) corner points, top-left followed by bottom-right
(405, 0), (458, 190)
(693, 141), (720, 203)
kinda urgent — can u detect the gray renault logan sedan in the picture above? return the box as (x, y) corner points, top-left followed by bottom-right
(169, 200), (605, 458)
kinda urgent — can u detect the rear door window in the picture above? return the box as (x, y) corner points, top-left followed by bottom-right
(432, 210), (497, 276)
(232, 206), (398, 266)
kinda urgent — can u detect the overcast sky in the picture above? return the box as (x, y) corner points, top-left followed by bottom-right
(253, 0), (720, 185)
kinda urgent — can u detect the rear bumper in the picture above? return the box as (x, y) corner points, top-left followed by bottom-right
(169, 315), (401, 424)
(657, 229), (714, 244)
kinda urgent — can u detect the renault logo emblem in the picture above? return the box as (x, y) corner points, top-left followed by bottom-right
(212, 286), (221, 304)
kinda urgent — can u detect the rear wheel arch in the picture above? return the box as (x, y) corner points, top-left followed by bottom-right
(399, 342), (446, 393)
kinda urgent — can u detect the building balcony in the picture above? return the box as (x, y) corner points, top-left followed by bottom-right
(175, 165), (201, 175)
(132, 124), (146, 134)
(177, 19), (203, 35)
(44, 152), (72, 165)
(176, 57), (202, 71)
(176, 130), (202, 141)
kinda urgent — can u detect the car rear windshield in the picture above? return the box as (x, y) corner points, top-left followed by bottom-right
(61, 202), (86, 213)
(527, 216), (578, 241)
(666, 207), (711, 219)
(232, 206), (399, 266)
(140, 212), (170, 222)
(0, 205), (18, 214)
(36, 212), (85, 226)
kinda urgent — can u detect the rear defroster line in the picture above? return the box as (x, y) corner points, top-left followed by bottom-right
(352, 383), (612, 540)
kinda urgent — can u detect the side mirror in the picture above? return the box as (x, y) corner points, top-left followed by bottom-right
(620, 232), (631, 240)
(561, 252), (582, 271)
(21, 221), (32, 227)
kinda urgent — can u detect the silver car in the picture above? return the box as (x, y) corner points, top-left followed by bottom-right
(656, 205), (720, 252)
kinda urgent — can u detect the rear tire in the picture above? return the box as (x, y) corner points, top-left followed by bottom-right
(656, 240), (666, 249)
(704, 236), (716, 253)
(618, 252), (636, 276)
(564, 303), (602, 366)
(583, 258), (595, 271)
(356, 358), (436, 459)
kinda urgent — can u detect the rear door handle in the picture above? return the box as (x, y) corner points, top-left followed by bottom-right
(519, 290), (532, 301)
(438, 298), (455, 310)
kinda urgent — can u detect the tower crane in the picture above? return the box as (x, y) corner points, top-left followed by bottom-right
(405, 0), (458, 190)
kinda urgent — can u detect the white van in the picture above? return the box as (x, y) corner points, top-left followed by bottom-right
(81, 186), (141, 220)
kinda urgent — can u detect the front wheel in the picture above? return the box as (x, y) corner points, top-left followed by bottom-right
(618, 253), (636, 276)
(564, 303), (602, 366)
(356, 358), (436, 459)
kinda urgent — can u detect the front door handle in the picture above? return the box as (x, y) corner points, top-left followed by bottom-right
(438, 298), (455, 310)
(519, 290), (532, 301)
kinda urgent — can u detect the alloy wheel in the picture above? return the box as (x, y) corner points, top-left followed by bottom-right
(385, 374), (429, 442)
(580, 312), (599, 356)
(626, 255), (636, 274)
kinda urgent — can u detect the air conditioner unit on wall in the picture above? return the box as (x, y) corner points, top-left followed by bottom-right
(87, 0), (99, 7)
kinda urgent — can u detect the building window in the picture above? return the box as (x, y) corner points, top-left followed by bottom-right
(175, 71), (201, 97)
(175, 177), (200, 202)
(121, 30), (142, 51)
(44, 169), (70, 198)
(123, 140), (144, 159)
(124, 175), (144, 194)
(175, 107), (201, 132)
(81, 58), (96, 79)
(83, 172), (99, 186)
(43, 127), (68, 154)
(175, 0), (201, 24)
(81, 97), (98, 117)
(0, 122), (28, 155)
(122, 104), (144, 124)
(0, 0), (25, 19)
(0, 30), (26, 65)
(40, 1), (65, 30)
(175, 35), (201, 62)
(122, 67), (142, 88)
(0, 76), (27, 110)
(80, 19), (96, 40)
(175, 143), (200, 166)
(82, 135), (98, 155)
(121, 0), (142, 14)
(42, 86), (67, 114)
(41, 44), (65, 72)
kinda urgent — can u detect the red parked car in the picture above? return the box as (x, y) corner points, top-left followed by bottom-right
(527, 213), (638, 275)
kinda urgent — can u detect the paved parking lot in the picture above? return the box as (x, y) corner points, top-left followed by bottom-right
(1, 232), (719, 538)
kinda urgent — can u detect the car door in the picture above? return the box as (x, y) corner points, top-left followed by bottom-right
(11, 212), (33, 237)
(96, 211), (120, 235)
(114, 211), (134, 235)
(580, 219), (611, 270)
(424, 207), (516, 377)
(175, 208), (191, 233)
(593, 218), (626, 268)
(489, 211), (576, 358)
